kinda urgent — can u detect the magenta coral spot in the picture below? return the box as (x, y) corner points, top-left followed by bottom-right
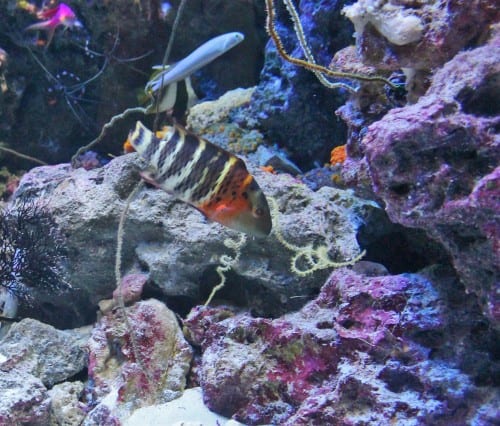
(113, 273), (147, 304)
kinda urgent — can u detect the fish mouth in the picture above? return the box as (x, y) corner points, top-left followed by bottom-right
(249, 186), (272, 237)
(229, 210), (272, 237)
(254, 215), (272, 237)
(235, 192), (272, 237)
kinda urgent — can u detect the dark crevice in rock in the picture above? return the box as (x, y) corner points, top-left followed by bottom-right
(357, 214), (450, 274)
(197, 266), (320, 319)
(61, 367), (88, 388)
(456, 72), (500, 117)
(142, 281), (195, 319)
(18, 291), (97, 329)
(378, 366), (425, 393)
(419, 266), (500, 387)
(165, 296), (198, 320)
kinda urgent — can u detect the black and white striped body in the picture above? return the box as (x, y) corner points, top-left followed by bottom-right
(128, 121), (272, 237)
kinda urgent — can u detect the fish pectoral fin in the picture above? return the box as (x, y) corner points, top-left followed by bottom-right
(139, 170), (161, 188)
(204, 202), (240, 223)
(185, 77), (199, 109)
(151, 64), (172, 71)
(139, 169), (177, 196)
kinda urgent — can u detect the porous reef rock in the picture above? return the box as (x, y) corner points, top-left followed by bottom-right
(361, 28), (500, 328)
(84, 299), (192, 426)
(188, 87), (303, 175)
(13, 151), (377, 325)
(184, 267), (499, 425)
(343, 0), (499, 70)
(0, 368), (51, 425)
(335, 1), (499, 144)
(48, 381), (87, 426)
(84, 299), (193, 424)
(0, 319), (89, 425)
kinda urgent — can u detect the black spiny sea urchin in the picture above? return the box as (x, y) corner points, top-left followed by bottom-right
(0, 199), (70, 304)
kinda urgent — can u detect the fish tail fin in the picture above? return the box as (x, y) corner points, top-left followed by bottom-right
(24, 21), (52, 31)
(45, 27), (56, 48)
(37, 6), (59, 19)
(128, 121), (156, 156)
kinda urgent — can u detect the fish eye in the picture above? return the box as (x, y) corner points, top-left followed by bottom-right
(253, 207), (264, 218)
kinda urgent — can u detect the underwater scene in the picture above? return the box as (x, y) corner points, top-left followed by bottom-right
(0, 0), (498, 424)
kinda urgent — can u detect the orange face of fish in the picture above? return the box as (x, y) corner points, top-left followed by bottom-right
(198, 174), (272, 237)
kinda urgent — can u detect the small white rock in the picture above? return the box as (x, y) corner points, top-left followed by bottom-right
(124, 387), (246, 426)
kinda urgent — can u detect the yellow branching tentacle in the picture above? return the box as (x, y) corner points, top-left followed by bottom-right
(204, 233), (247, 306)
(269, 197), (365, 277)
(203, 195), (366, 305)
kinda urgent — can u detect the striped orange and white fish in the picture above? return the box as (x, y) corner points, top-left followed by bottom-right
(128, 121), (272, 237)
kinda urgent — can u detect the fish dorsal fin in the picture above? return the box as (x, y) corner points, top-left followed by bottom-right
(151, 64), (173, 71)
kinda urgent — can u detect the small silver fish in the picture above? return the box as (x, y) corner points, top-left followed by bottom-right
(145, 32), (244, 113)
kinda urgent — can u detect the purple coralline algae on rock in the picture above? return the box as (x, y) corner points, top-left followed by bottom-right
(112, 273), (148, 305)
(361, 28), (500, 328)
(0, 369), (51, 425)
(184, 268), (497, 425)
(85, 299), (193, 423)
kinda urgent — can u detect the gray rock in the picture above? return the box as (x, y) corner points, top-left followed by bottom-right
(13, 152), (378, 323)
(0, 318), (89, 387)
